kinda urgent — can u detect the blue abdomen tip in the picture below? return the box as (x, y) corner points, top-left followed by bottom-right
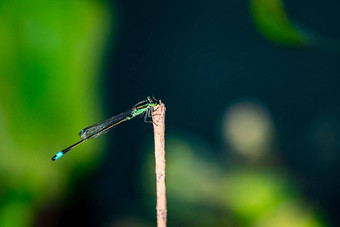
(52, 151), (64, 161)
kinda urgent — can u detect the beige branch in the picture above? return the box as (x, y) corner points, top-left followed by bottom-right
(152, 101), (167, 227)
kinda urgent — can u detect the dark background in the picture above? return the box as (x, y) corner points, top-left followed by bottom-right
(66, 0), (340, 226)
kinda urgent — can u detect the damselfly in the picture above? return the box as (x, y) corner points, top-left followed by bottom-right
(51, 96), (158, 161)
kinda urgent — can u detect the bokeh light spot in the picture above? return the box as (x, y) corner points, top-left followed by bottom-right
(223, 99), (274, 159)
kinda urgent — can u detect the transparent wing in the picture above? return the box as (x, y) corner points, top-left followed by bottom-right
(79, 109), (132, 140)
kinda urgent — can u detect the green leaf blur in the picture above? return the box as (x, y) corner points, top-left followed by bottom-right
(141, 134), (327, 226)
(0, 0), (111, 226)
(249, 0), (308, 46)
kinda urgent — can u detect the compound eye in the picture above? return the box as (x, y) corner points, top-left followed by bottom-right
(147, 95), (158, 104)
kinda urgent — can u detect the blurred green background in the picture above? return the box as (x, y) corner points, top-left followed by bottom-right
(0, 0), (339, 226)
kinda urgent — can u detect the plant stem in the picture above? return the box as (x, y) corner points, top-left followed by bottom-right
(152, 101), (167, 227)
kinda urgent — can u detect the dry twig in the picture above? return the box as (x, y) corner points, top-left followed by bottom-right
(152, 101), (167, 227)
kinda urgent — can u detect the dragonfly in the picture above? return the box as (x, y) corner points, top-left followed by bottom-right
(51, 96), (159, 161)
